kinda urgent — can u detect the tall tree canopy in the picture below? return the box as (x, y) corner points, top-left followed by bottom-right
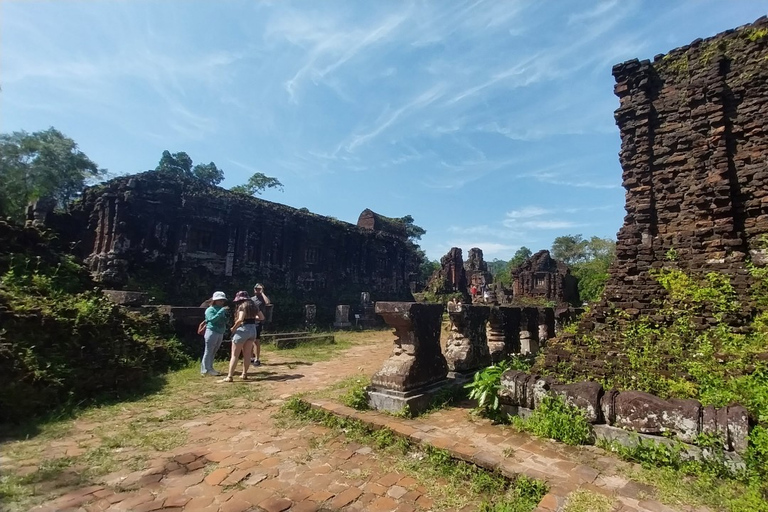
(509, 246), (532, 269)
(397, 215), (426, 242)
(155, 150), (224, 186)
(230, 172), (284, 196)
(0, 128), (104, 220)
(551, 234), (616, 303)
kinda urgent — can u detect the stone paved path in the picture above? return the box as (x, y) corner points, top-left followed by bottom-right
(15, 332), (693, 512)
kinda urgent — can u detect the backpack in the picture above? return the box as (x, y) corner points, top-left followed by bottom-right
(197, 320), (207, 336)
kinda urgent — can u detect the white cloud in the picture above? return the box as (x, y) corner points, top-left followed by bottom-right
(506, 207), (550, 219)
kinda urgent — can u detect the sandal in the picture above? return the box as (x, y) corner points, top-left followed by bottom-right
(240, 373), (248, 381)
(218, 376), (233, 383)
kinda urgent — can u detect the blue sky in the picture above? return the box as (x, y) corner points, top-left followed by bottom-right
(2, 1), (766, 261)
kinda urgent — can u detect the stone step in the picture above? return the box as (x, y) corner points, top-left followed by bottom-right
(261, 331), (311, 341)
(274, 334), (336, 349)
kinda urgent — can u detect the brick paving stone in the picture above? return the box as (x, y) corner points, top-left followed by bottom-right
(284, 485), (314, 502)
(538, 493), (559, 511)
(364, 482), (388, 495)
(258, 496), (293, 512)
(386, 485), (408, 499)
(415, 495), (433, 509)
(219, 498), (251, 512)
(394, 504), (417, 512)
(638, 500), (678, 512)
(260, 457), (281, 468)
(204, 467), (233, 486)
(369, 496), (399, 512)
(330, 487), (362, 509)
(289, 501), (319, 512)
(401, 490), (421, 503)
(307, 490), (334, 503)
(221, 469), (251, 486)
(117, 492), (155, 510)
(132, 499), (164, 512)
(376, 473), (402, 487)
(162, 495), (190, 508)
(234, 486), (273, 506)
(174, 453), (196, 464)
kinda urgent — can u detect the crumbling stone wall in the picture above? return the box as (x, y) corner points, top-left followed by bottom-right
(59, 172), (418, 319)
(584, 17), (768, 329)
(540, 17), (768, 376)
(426, 247), (468, 297)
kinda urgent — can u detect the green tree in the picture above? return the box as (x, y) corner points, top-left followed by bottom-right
(191, 162), (224, 186)
(397, 214), (426, 241)
(231, 172), (284, 196)
(156, 150), (193, 177)
(0, 128), (104, 219)
(551, 234), (588, 266)
(509, 246), (532, 269)
(551, 235), (615, 303)
(419, 256), (440, 284)
(155, 150), (224, 186)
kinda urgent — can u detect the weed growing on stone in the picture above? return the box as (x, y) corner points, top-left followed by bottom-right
(561, 489), (614, 512)
(466, 360), (515, 419)
(598, 437), (768, 512)
(341, 377), (370, 410)
(510, 395), (592, 446)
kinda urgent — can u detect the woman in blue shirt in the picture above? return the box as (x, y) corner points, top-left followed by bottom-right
(201, 291), (229, 376)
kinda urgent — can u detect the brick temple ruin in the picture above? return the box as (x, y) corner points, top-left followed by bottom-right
(426, 246), (579, 307)
(540, 17), (768, 376)
(587, 18), (768, 327)
(511, 250), (580, 307)
(47, 171), (418, 323)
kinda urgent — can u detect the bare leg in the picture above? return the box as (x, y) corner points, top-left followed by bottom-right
(227, 343), (243, 378)
(255, 338), (261, 362)
(242, 340), (253, 378)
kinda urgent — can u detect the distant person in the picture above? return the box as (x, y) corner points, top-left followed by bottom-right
(483, 289), (491, 303)
(201, 291), (229, 376)
(250, 283), (268, 366)
(220, 291), (265, 382)
(470, 285), (478, 301)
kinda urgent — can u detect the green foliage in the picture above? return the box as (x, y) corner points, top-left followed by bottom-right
(230, 172), (284, 196)
(341, 378), (370, 410)
(745, 27), (768, 42)
(551, 235), (615, 303)
(509, 247), (532, 270)
(465, 360), (515, 415)
(156, 150), (225, 186)
(0, 128), (105, 219)
(511, 394), (592, 445)
(0, 224), (189, 424)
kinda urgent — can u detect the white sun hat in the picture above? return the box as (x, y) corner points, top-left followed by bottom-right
(211, 291), (227, 301)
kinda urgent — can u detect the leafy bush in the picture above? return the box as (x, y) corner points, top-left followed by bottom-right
(0, 222), (189, 424)
(466, 360), (515, 416)
(512, 394), (592, 446)
(341, 378), (370, 410)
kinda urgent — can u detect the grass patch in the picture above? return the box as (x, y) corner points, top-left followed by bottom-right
(599, 437), (768, 512)
(511, 395), (592, 446)
(562, 489), (614, 512)
(279, 396), (547, 511)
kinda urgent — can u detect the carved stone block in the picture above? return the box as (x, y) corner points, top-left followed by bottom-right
(370, 302), (447, 392)
(444, 305), (491, 373)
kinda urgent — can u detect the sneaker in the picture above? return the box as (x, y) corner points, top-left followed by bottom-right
(218, 376), (233, 383)
(207, 370), (222, 376)
(252, 359), (261, 367)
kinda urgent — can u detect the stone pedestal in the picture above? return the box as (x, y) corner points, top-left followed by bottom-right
(445, 305), (491, 377)
(538, 308), (555, 343)
(368, 302), (448, 413)
(487, 307), (506, 363)
(333, 305), (351, 328)
(304, 304), (317, 328)
(520, 307), (540, 355)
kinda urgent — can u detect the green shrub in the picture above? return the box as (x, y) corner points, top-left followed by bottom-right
(341, 378), (370, 410)
(466, 360), (515, 416)
(512, 394), (592, 445)
(0, 223), (189, 424)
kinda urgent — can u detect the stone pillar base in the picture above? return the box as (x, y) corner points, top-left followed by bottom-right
(333, 322), (352, 328)
(446, 371), (476, 386)
(367, 379), (450, 415)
